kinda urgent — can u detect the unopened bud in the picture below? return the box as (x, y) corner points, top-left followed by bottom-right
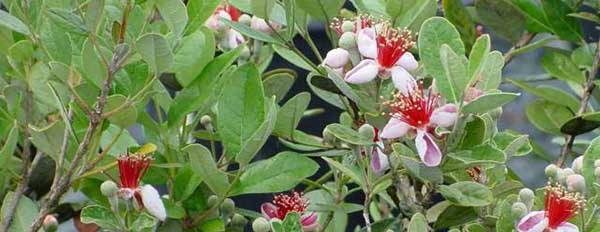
(207, 195), (219, 208)
(595, 159), (600, 168)
(341, 21), (355, 33)
(518, 188), (535, 209)
(338, 32), (357, 49)
(511, 202), (528, 219)
(231, 213), (248, 226)
(252, 217), (271, 232)
(43, 215), (58, 232)
(239, 14), (252, 25)
(545, 164), (559, 179)
(556, 169), (568, 185)
(221, 198), (236, 215)
(240, 46), (251, 60)
(563, 168), (575, 176)
(566, 174), (586, 193)
(200, 115), (212, 127)
(572, 156), (584, 174)
(358, 124), (375, 141)
(100, 180), (119, 197)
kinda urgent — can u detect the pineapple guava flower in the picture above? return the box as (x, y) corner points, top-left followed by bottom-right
(260, 192), (318, 231)
(516, 184), (584, 232)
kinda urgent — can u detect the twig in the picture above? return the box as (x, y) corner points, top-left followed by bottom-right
(503, 33), (537, 66)
(557, 40), (600, 167)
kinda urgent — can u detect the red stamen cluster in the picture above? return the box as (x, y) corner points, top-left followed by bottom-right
(216, 4), (241, 21)
(272, 192), (308, 219)
(376, 23), (415, 68)
(544, 184), (585, 229)
(117, 153), (152, 189)
(384, 82), (439, 129)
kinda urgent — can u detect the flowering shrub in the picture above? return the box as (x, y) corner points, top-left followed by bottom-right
(0, 0), (598, 231)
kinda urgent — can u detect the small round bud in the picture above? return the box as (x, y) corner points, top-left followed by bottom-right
(231, 213), (248, 226)
(240, 46), (251, 60)
(518, 188), (534, 203)
(545, 164), (559, 179)
(595, 159), (600, 168)
(207, 195), (219, 208)
(100, 180), (119, 197)
(338, 32), (357, 49)
(200, 115), (212, 127)
(358, 124), (375, 141)
(239, 14), (252, 25)
(563, 168), (575, 176)
(252, 217), (271, 232)
(572, 156), (584, 174)
(341, 21), (355, 33)
(566, 174), (586, 193)
(556, 169), (568, 185)
(221, 198), (236, 215)
(511, 202), (528, 219)
(43, 215), (58, 232)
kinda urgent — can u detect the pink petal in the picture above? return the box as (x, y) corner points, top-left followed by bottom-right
(371, 141), (390, 174)
(356, 28), (377, 59)
(260, 202), (279, 220)
(380, 118), (411, 139)
(344, 59), (378, 84)
(140, 185), (166, 221)
(301, 212), (319, 231)
(250, 16), (279, 34)
(396, 53), (418, 71)
(430, 104), (458, 128)
(205, 11), (231, 31)
(390, 66), (416, 93)
(517, 211), (547, 232)
(323, 48), (350, 68)
(415, 130), (442, 167)
(556, 222), (579, 232)
(220, 29), (245, 50)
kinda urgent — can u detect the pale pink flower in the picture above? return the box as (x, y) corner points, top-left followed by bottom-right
(381, 83), (457, 167)
(370, 128), (389, 174)
(517, 185), (583, 232)
(219, 29), (245, 50)
(261, 192), (318, 231)
(250, 16), (281, 34)
(205, 4), (241, 31)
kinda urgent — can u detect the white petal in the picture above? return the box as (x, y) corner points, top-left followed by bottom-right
(140, 185), (167, 221)
(517, 211), (547, 232)
(414, 130), (442, 167)
(344, 59), (378, 84)
(396, 53), (418, 71)
(430, 104), (458, 128)
(323, 48), (350, 68)
(250, 16), (272, 33)
(356, 28), (377, 59)
(371, 142), (390, 174)
(206, 11), (231, 31)
(380, 118), (411, 139)
(390, 66), (416, 93)
(220, 29), (245, 50)
(556, 222), (579, 232)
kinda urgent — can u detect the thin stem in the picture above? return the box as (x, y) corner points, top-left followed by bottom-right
(503, 33), (537, 66)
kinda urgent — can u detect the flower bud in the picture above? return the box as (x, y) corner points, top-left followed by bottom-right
(240, 46), (251, 60)
(250, 16), (279, 34)
(518, 188), (535, 208)
(207, 195), (219, 208)
(572, 156), (584, 174)
(140, 185), (167, 221)
(43, 215), (58, 232)
(338, 32), (357, 49)
(100, 180), (119, 197)
(221, 198), (236, 215)
(358, 124), (375, 141)
(567, 174), (586, 193)
(201, 115), (212, 127)
(252, 217), (271, 232)
(231, 213), (248, 226)
(511, 202), (528, 219)
(556, 169), (568, 185)
(322, 48), (350, 69)
(341, 21), (355, 33)
(545, 164), (559, 179)
(563, 168), (575, 176)
(239, 14), (252, 25)
(595, 159), (600, 168)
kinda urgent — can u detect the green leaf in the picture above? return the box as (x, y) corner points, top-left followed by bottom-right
(510, 0), (553, 33)
(167, 45), (243, 127)
(434, 205), (477, 229)
(272, 212), (303, 232)
(80, 205), (121, 230)
(0, 122), (18, 168)
(475, 0), (526, 42)
(386, 0), (437, 31)
(155, 0), (188, 37)
(439, 181), (493, 207)
(446, 143), (506, 169)
(508, 79), (580, 111)
(569, 12), (600, 24)
(495, 195), (519, 232)
(235, 97), (278, 165)
(39, 21), (71, 64)
(542, 50), (585, 84)
(457, 115), (487, 149)
(186, 0), (220, 34)
(136, 33), (174, 75)
(307, 73), (345, 109)
(0, 10), (30, 35)
(442, 0), (477, 50)
(439, 44), (469, 101)
(583, 137), (600, 194)
(172, 28), (215, 87)
(324, 123), (372, 145)
(272, 44), (314, 71)
(217, 63), (266, 159)
(46, 8), (88, 35)
(419, 17), (465, 103)
(132, 213), (158, 231)
(476, 51), (504, 90)
(230, 152), (319, 196)
(561, 113), (600, 136)
(462, 92), (519, 114)
(526, 99), (573, 135)
(221, 18), (280, 44)
(571, 43), (596, 69)
(0, 192), (39, 232)
(468, 35), (490, 80)
(84, 0), (105, 34)
(200, 218), (225, 232)
(392, 146), (444, 184)
(28, 121), (64, 161)
(81, 38), (107, 88)
(104, 94), (137, 128)
(325, 67), (377, 113)
(263, 69), (296, 103)
(184, 144), (230, 197)
(322, 157), (365, 186)
(7, 39), (33, 62)
(541, 0), (583, 42)
(274, 92), (310, 139)
(296, 0), (345, 21)
(408, 213), (428, 232)
(251, 0), (275, 19)
(493, 131), (532, 157)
